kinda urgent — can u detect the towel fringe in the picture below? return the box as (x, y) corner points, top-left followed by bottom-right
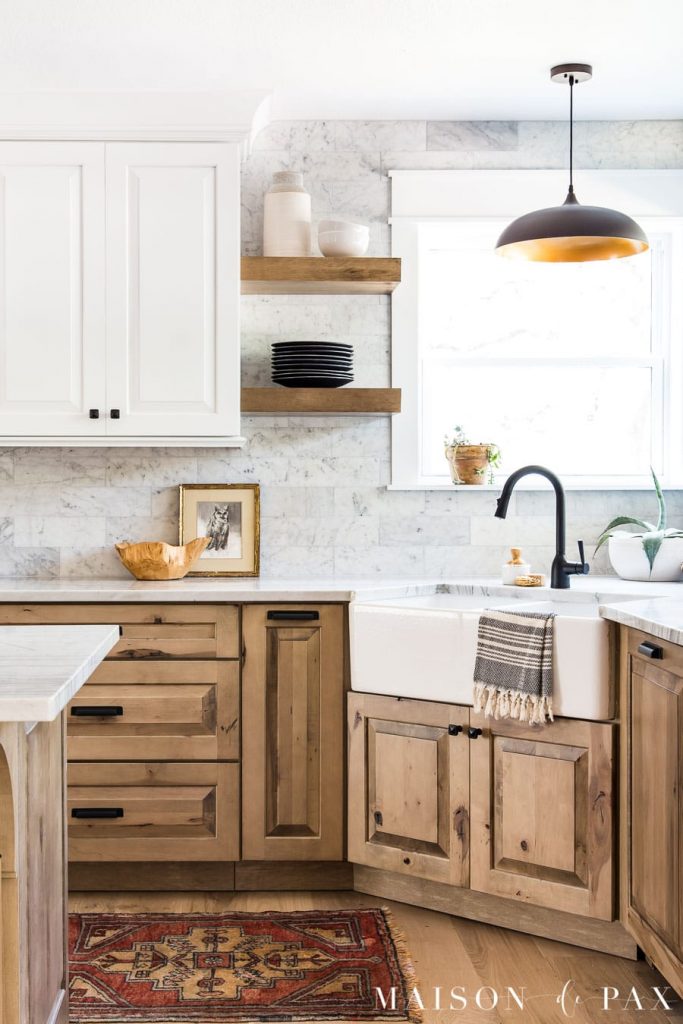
(473, 682), (554, 724)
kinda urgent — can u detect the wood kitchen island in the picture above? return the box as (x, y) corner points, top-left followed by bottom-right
(0, 625), (118, 1024)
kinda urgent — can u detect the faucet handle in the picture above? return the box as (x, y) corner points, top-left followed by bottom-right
(577, 540), (590, 574)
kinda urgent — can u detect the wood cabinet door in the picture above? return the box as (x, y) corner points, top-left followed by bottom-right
(629, 652), (682, 957)
(242, 605), (345, 860)
(105, 142), (240, 438)
(348, 694), (470, 886)
(470, 713), (614, 920)
(0, 142), (106, 439)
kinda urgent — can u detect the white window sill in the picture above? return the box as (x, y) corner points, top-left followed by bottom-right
(388, 480), (683, 492)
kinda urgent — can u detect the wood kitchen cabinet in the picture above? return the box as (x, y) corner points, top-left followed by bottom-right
(470, 711), (615, 920)
(348, 693), (470, 885)
(348, 695), (615, 921)
(241, 605), (345, 861)
(621, 628), (683, 997)
(0, 140), (241, 445)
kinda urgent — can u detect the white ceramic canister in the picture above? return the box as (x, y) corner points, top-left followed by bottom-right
(263, 171), (312, 256)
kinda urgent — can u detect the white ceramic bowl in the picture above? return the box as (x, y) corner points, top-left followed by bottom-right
(608, 533), (683, 582)
(318, 221), (369, 258)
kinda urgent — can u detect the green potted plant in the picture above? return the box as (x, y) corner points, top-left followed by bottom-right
(595, 468), (683, 581)
(444, 426), (501, 486)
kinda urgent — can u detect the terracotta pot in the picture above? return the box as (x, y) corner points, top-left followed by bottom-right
(445, 444), (491, 485)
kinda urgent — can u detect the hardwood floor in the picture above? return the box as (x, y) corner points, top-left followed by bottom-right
(70, 890), (683, 1023)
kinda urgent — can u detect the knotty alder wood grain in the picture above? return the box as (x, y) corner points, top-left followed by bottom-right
(68, 761), (240, 863)
(0, 603), (240, 660)
(348, 693), (470, 887)
(240, 256), (401, 294)
(67, 659), (240, 762)
(241, 605), (345, 860)
(241, 387), (402, 415)
(621, 627), (683, 999)
(470, 712), (614, 921)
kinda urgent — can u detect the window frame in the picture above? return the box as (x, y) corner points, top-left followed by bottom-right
(389, 169), (683, 491)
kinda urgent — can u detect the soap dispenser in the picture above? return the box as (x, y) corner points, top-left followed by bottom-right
(501, 547), (531, 585)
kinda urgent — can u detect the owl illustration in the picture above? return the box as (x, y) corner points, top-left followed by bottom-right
(206, 504), (230, 551)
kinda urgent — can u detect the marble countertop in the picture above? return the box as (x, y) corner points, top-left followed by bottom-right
(598, 599), (683, 646)
(0, 625), (119, 722)
(0, 576), (681, 643)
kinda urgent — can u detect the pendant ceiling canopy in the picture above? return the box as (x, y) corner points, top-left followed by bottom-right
(495, 64), (649, 262)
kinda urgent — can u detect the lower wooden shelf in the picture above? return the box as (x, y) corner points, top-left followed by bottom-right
(241, 387), (401, 416)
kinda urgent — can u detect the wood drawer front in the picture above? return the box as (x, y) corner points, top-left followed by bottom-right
(0, 604), (239, 659)
(67, 660), (239, 762)
(68, 762), (239, 862)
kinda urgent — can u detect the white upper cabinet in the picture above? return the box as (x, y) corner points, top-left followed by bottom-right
(0, 142), (106, 438)
(105, 143), (240, 440)
(0, 124), (244, 445)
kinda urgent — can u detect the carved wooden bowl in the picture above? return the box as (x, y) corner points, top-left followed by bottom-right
(115, 537), (210, 580)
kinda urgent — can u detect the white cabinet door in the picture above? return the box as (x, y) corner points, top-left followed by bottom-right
(0, 143), (106, 437)
(105, 143), (240, 438)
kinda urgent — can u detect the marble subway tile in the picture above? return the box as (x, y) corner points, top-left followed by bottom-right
(265, 516), (379, 549)
(260, 544), (335, 577)
(14, 516), (105, 548)
(0, 547), (59, 578)
(106, 456), (198, 488)
(425, 489), (511, 516)
(251, 121), (336, 152)
(334, 544), (426, 577)
(335, 120), (426, 152)
(304, 487), (335, 518)
(260, 486), (309, 518)
(60, 545), (127, 579)
(13, 450), (106, 486)
(286, 456), (382, 486)
(105, 517), (177, 545)
(379, 514), (469, 546)
(427, 121), (518, 151)
(334, 486), (425, 518)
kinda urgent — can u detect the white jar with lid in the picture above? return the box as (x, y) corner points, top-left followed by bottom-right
(263, 171), (311, 256)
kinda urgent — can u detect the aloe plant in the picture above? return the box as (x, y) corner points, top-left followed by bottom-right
(594, 468), (683, 571)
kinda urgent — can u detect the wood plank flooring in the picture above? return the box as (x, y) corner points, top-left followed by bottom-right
(70, 891), (683, 1023)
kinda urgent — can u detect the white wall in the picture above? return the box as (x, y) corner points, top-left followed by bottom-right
(1, 118), (682, 578)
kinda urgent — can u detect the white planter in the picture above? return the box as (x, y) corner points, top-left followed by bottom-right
(608, 533), (683, 582)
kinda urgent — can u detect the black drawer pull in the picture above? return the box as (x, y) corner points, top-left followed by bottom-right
(71, 706), (123, 717)
(267, 610), (320, 621)
(637, 641), (663, 659)
(71, 808), (124, 819)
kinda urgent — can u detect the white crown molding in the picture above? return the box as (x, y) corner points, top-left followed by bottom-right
(0, 91), (272, 153)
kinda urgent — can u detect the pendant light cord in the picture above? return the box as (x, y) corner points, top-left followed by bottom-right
(568, 74), (574, 195)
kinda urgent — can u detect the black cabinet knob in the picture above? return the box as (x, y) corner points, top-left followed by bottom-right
(89, 409), (100, 419)
(110, 409), (120, 419)
(468, 727), (483, 740)
(448, 724), (463, 736)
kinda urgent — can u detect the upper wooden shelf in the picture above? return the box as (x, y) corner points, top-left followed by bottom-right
(242, 387), (401, 416)
(241, 257), (401, 295)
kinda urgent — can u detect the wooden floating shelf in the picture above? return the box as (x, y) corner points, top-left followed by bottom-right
(241, 256), (401, 295)
(241, 387), (402, 416)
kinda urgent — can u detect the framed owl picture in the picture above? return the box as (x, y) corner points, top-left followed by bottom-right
(179, 484), (260, 577)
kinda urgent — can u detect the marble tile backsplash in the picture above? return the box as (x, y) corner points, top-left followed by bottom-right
(2, 118), (683, 578)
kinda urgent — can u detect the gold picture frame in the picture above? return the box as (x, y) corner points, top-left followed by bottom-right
(179, 484), (260, 577)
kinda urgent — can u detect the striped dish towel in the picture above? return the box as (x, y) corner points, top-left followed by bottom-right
(473, 609), (555, 724)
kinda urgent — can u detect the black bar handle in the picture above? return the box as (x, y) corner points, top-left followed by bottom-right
(267, 610), (320, 621)
(71, 706), (123, 717)
(637, 641), (663, 659)
(71, 808), (124, 819)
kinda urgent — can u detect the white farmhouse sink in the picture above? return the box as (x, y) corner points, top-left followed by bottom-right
(350, 592), (612, 721)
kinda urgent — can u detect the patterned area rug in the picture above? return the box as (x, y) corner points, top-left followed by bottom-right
(68, 909), (421, 1022)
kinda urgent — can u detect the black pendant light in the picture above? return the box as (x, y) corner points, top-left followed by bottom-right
(495, 64), (649, 262)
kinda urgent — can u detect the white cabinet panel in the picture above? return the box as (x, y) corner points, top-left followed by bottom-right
(0, 143), (105, 436)
(105, 143), (240, 438)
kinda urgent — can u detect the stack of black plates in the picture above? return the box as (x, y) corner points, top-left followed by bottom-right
(272, 341), (354, 388)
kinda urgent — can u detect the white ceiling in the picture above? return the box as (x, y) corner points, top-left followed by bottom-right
(0, 0), (681, 121)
